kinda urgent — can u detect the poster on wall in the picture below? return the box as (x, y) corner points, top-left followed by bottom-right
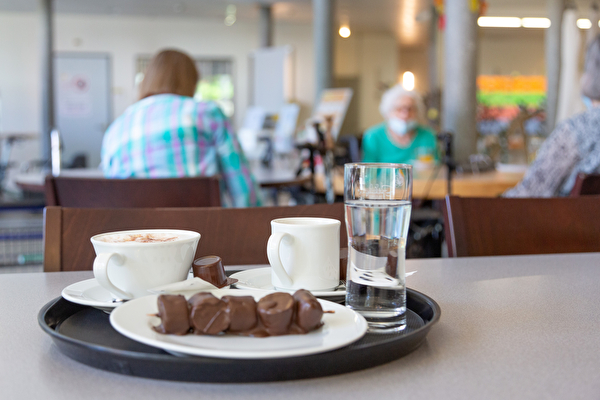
(58, 73), (93, 118)
(250, 46), (294, 115)
(311, 88), (353, 141)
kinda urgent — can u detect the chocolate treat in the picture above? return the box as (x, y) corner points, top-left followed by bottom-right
(293, 289), (324, 333)
(152, 291), (327, 338)
(153, 294), (190, 335)
(339, 248), (348, 281)
(257, 292), (295, 336)
(192, 255), (238, 288)
(222, 295), (258, 332)
(386, 249), (398, 277)
(188, 292), (230, 335)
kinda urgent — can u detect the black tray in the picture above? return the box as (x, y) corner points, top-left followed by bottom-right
(39, 288), (440, 383)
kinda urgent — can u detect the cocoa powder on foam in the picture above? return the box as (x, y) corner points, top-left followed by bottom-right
(99, 233), (178, 243)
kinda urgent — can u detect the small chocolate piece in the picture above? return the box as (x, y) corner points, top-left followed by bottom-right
(293, 289), (324, 333)
(257, 292), (294, 336)
(222, 295), (258, 332)
(192, 255), (238, 288)
(153, 294), (190, 335)
(339, 248), (348, 281)
(188, 292), (230, 335)
(386, 249), (398, 277)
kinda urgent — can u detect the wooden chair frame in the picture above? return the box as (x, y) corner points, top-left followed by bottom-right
(44, 175), (221, 208)
(443, 195), (600, 257)
(569, 173), (600, 196)
(43, 203), (347, 272)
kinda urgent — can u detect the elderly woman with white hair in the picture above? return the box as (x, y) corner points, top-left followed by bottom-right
(504, 35), (600, 197)
(362, 85), (439, 165)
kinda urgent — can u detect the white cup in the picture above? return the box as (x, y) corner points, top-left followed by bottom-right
(267, 217), (340, 291)
(90, 229), (200, 299)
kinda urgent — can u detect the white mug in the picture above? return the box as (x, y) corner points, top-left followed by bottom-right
(267, 217), (340, 291)
(90, 229), (200, 299)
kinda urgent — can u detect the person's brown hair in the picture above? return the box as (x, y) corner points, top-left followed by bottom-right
(138, 49), (199, 100)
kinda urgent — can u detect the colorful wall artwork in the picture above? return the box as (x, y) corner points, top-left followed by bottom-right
(477, 75), (546, 136)
(476, 75), (547, 163)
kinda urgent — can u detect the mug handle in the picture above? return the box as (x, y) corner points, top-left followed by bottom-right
(267, 232), (293, 287)
(93, 253), (133, 300)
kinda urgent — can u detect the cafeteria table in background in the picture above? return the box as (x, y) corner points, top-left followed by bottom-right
(14, 162), (311, 206)
(314, 165), (524, 199)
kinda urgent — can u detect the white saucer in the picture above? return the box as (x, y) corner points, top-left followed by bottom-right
(61, 275), (229, 312)
(109, 289), (367, 359)
(61, 278), (122, 312)
(229, 268), (346, 298)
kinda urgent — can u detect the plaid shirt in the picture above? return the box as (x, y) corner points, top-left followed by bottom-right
(101, 94), (262, 207)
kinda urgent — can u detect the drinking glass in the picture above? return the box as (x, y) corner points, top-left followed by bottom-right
(344, 163), (412, 333)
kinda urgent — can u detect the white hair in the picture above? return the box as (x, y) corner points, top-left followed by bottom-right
(379, 84), (426, 123)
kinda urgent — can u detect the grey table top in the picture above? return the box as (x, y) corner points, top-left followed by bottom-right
(4, 253), (600, 399)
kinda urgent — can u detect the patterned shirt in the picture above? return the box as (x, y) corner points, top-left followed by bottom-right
(101, 94), (262, 207)
(504, 107), (600, 197)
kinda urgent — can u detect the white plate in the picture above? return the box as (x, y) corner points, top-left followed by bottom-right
(109, 290), (367, 359)
(230, 268), (346, 298)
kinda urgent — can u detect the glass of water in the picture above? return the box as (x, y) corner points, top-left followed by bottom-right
(344, 163), (412, 333)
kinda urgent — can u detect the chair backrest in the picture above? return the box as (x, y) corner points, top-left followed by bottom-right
(44, 175), (221, 208)
(569, 173), (600, 196)
(443, 195), (600, 257)
(43, 203), (347, 272)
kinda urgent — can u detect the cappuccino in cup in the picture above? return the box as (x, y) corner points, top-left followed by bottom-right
(91, 229), (200, 299)
(97, 233), (180, 244)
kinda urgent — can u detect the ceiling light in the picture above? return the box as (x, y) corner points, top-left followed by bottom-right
(339, 25), (351, 38)
(521, 18), (551, 28)
(402, 71), (415, 91)
(224, 14), (236, 26)
(477, 17), (521, 28)
(224, 4), (236, 26)
(577, 19), (592, 29)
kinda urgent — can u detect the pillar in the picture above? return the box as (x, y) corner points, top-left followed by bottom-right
(545, 0), (564, 134)
(259, 4), (273, 48)
(587, 3), (599, 46)
(39, 0), (54, 165)
(428, 4), (440, 92)
(313, 0), (334, 102)
(442, 0), (478, 163)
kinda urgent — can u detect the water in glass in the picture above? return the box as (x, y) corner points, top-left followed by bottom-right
(345, 199), (412, 332)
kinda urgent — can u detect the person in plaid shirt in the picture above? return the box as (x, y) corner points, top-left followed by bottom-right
(101, 49), (262, 207)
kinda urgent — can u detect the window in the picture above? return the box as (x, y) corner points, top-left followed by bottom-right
(135, 56), (235, 118)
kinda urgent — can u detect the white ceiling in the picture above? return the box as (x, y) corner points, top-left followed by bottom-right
(0, 0), (597, 47)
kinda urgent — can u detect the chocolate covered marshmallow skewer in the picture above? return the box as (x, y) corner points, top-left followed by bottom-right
(152, 290), (329, 337)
